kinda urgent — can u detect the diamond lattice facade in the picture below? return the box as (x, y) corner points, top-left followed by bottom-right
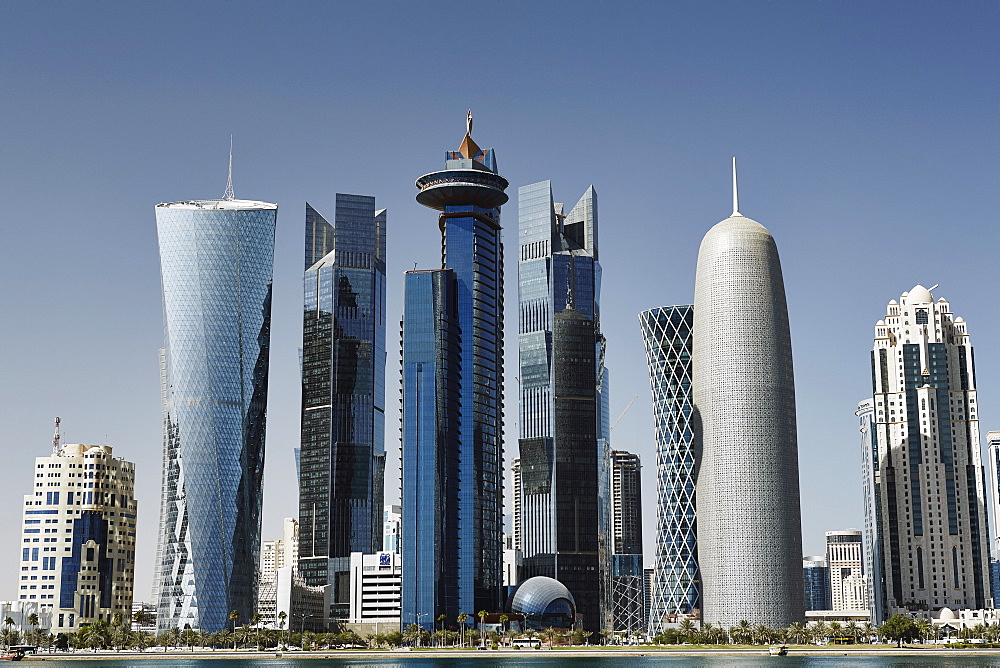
(153, 197), (276, 632)
(692, 194), (804, 628)
(639, 305), (699, 633)
(867, 285), (991, 617)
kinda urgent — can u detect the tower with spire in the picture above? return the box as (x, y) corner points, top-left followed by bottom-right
(401, 112), (508, 626)
(692, 160), (804, 628)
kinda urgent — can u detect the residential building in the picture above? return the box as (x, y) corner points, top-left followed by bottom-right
(802, 556), (831, 611)
(639, 305), (699, 634)
(383, 505), (401, 554)
(511, 458), (521, 551)
(401, 113), (506, 627)
(298, 195), (387, 624)
(516, 179), (609, 631)
(153, 183), (277, 633)
(19, 424), (137, 635)
(986, 431), (1000, 554)
(256, 518), (327, 631)
(692, 160), (804, 628)
(643, 567), (655, 635)
(503, 533), (522, 588)
(611, 450), (644, 633)
(827, 530), (867, 611)
(867, 285), (991, 617)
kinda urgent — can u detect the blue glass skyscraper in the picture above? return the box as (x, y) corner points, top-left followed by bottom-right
(298, 195), (387, 623)
(153, 193), (277, 633)
(639, 305), (699, 634)
(402, 115), (507, 627)
(516, 181), (608, 632)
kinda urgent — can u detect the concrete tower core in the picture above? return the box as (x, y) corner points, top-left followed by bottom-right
(692, 173), (804, 628)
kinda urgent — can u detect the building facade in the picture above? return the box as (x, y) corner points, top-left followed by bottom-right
(868, 285), (991, 616)
(826, 530), (868, 611)
(383, 505), (401, 554)
(347, 551), (401, 634)
(516, 180), (609, 632)
(802, 557), (831, 611)
(153, 192), (277, 633)
(639, 305), (699, 634)
(611, 450), (644, 633)
(401, 116), (506, 627)
(692, 162), (804, 628)
(298, 195), (387, 623)
(857, 398), (887, 622)
(19, 436), (137, 635)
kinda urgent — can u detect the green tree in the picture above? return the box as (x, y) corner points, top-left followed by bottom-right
(250, 613), (262, 648)
(277, 610), (288, 648)
(498, 614), (509, 645)
(879, 614), (919, 648)
(477, 610), (488, 648)
(228, 610), (240, 649)
(457, 612), (468, 647)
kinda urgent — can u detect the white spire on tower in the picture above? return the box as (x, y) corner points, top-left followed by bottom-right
(223, 135), (235, 201)
(732, 156), (743, 217)
(52, 416), (61, 455)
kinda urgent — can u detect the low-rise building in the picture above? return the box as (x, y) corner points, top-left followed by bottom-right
(345, 551), (400, 635)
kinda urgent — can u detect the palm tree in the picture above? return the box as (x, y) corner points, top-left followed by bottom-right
(499, 614), (509, 646)
(250, 613), (262, 649)
(2, 617), (13, 651)
(477, 610), (487, 648)
(457, 613), (468, 647)
(541, 626), (557, 648)
(228, 610), (240, 649)
(277, 611), (288, 648)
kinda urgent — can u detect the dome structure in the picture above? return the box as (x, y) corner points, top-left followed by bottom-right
(507, 577), (577, 629)
(937, 606), (957, 621)
(908, 284), (933, 304)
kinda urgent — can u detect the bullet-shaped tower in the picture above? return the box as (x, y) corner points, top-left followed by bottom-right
(692, 160), (804, 628)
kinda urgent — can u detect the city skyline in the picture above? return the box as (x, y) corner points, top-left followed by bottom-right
(2, 2), (998, 603)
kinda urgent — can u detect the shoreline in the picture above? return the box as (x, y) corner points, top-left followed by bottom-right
(20, 646), (1000, 660)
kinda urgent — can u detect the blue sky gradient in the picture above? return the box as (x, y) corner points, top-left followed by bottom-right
(2, 1), (998, 600)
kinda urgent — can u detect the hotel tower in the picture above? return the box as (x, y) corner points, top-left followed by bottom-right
(692, 160), (804, 628)
(401, 113), (506, 627)
(866, 285), (990, 618)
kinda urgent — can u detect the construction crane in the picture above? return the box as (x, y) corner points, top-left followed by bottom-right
(610, 395), (638, 432)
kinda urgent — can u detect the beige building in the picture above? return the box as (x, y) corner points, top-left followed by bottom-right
(826, 530), (868, 611)
(19, 428), (137, 634)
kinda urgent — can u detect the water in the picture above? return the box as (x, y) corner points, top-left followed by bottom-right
(15, 656), (1000, 668)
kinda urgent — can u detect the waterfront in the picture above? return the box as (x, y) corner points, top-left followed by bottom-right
(16, 652), (1000, 667)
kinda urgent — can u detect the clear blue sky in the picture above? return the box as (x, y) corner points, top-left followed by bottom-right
(2, 1), (998, 601)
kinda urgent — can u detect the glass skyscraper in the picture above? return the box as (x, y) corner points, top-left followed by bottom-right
(153, 195), (277, 633)
(639, 305), (699, 634)
(401, 116), (506, 627)
(516, 181), (609, 632)
(298, 196), (387, 623)
(802, 556), (831, 611)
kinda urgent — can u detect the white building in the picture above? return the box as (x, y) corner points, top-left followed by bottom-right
(0, 601), (53, 633)
(985, 431), (1000, 555)
(826, 530), (868, 611)
(503, 533), (522, 587)
(868, 286), (991, 617)
(256, 518), (326, 631)
(131, 600), (157, 634)
(19, 428), (137, 635)
(346, 551), (400, 634)
(382, 505), (401, 554)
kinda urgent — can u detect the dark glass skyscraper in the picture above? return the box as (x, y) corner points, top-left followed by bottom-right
(516, 181), (608, 632)
(154, 195), (277, 633)
(298, 195), (387, 622)
(401, 116), (506, 627)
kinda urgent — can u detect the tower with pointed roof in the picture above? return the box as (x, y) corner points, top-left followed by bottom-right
(402, 113), (508, 627)
(866, 285), (990, 621)
(692, 160), (804, 628)
(516, 180), (610, 631)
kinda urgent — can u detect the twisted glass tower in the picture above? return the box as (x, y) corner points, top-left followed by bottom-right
(692, 162), (803, 628)
(516, 181), (608, 631)
(298, 196), (386, 622)
(639, 305), (699, 634)
(154, 195), (277, 633)
(402, 115), (506, 626)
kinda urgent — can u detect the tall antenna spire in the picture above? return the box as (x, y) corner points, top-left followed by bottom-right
(52, 416), (61, 455)
(732, 156), (743, 217)
(223, 135), (235, 200)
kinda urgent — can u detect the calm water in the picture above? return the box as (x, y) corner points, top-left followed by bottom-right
(15, 656), (1000, 668)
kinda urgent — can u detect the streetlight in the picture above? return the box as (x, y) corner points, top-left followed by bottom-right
(415, 613), (430, 648)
